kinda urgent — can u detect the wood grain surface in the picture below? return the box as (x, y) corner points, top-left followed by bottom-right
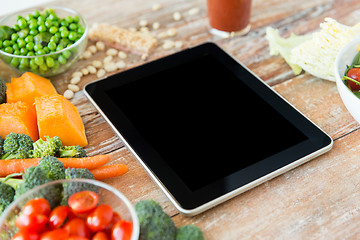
(2, 0), (360, 239)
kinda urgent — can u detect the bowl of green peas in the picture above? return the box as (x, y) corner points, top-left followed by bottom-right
(0, 6), (88, 77)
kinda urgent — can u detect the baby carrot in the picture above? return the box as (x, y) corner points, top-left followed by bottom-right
(0, 155), (111, 177)
(90, 164), (128, 180)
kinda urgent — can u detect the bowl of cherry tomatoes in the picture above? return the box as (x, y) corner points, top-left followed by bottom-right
(335, 36), (360, 124)
(0, 179), (139, 240)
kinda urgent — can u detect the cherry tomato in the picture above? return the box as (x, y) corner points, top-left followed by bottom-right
(68, 191), (99, 214)
(12, 229), (40, 240)
(22, 198), (51, 217)
(40, 229), (68, 240)
(66, 236), (90, 240)
(15, 213), (48, 233)
(104, 212), (122, 234)
(63, 218), (91, 238)
(347, 68), (360, 91)
(92, 232), (110, 240)
(86, 204), (113, 232)
(111, 221), (132, 240)
(49, 206), (70, 229)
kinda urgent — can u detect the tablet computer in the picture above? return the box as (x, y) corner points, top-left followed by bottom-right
(84, 42), (333, 216)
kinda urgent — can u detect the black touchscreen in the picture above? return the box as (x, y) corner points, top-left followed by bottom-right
(106, 54), (308, 191)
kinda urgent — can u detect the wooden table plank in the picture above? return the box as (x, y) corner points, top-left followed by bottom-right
(2, 0), (360, 238)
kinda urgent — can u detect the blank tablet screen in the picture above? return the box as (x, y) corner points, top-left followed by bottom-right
(105, 54), (308, 192)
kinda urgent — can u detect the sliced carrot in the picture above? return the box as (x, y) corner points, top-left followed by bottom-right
(90, 164), (128, 180)
(0, 155), (110, 177)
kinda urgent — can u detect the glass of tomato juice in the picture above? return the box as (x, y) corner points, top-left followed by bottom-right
(207, 0), (252, 37)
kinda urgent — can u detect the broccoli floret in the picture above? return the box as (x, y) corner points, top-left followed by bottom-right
(1, 133), (34, 160)
(0, 78), (6, 104)
(58, 145), (87, 158)
(38, 156), (66, 180)
(61, 168), (96, 205)
(176, 225), (204, 240)
(15, 165), (62, 208)
(0, 182), (15, 214)
(31, 136), (62, 158)
(135, 199), (177, 240)
(0, 136), (4, 157)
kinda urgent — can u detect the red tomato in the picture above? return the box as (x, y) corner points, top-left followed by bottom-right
(92, 232), (110, 240)
(49, 206), (70, 229)
(64, 218), (91, 238)
(66, 236), (90, 240)
(104, 212), (122, 234)
(40, 229), (68, 240)
(12, 229), (40, 240)
(22, 198), (51, 217)
(111, 221), (132, 240)
(15, 213), (48, 233)
(86, 204), (113, 232)
(347, 68), (360, 91)
(68, 191), (99, 214)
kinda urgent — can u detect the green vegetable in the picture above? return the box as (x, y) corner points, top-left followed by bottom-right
(34, 32), (52, 46)
(1, 133), (34, 160)
(0, 77), (6, 104)
(31, 136), (62, 158)
(0, 136), (4, 157)
(265, 27), (311, 75)
(135, 199), (177, 240)
(0, 181), (15, 214)
(0, 26), (15, 41)
(61, 167), (96, 205)
(58, 145), (87, 158)
(176, 225), (204, 240)
(38, 156), (66, 180)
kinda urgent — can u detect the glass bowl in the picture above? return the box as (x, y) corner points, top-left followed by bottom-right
(0, 6), (88, 77)
(0, 179), (139, 240)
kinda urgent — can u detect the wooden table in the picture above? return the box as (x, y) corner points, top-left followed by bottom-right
(2, 0), (360, 238)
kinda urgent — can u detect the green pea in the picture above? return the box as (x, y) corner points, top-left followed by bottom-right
(50, 35), (59, 43)
(60, 20), (69, 27)
(48, 41), (56, 51)
(12, 43), (19, 51)
(47, 13), (57, 21)
(3, 40), (11, 47)
(13, 49), (20, 55)
(38, 24), (47, 32)
(54, 32), (61, 39)
(18, 28), (29, 38)
(60, 30), (69, 38)
(10, 57), (19, 67)
(43, 46), (50, 53)
(27, 51), (35, 56)
(45, 20), (53, 28)
(37, 15), (45, 23)
(77, 27), (85, 35)
(45, 56), (55, 67)
(49, 26), (58, 34)
(34, 56), (44, 65)
(73, 16), (80, 23)
(25, 13), (33, 22)
(62, 50), (71, 59)
(39, 63), (48, 71)
(65, 16), (73, 23)
(56, 45), (64, 51)
(29, 29), (38, 36)
(26, 42), (35, 51)
(34, 44), (43, 51)
(68, 32), (77, 41)
(13, 24), (20, 32)
(20, 58), (29, 67)
(25, 35), (33, 43)
(17, 18), (27, 29)
(17, 38), (26, 48)
(33, 10), (40, 18)
(36, 49), (45, 55)
(4, 46), (14, 54)
(58, 55), (66, 64)
(11, 33), (19, 41)
(20, 48), (28, 55)
(69, 23), (77, 31)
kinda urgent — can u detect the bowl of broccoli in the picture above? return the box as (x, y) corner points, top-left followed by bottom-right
(0, 178), (139, 239)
